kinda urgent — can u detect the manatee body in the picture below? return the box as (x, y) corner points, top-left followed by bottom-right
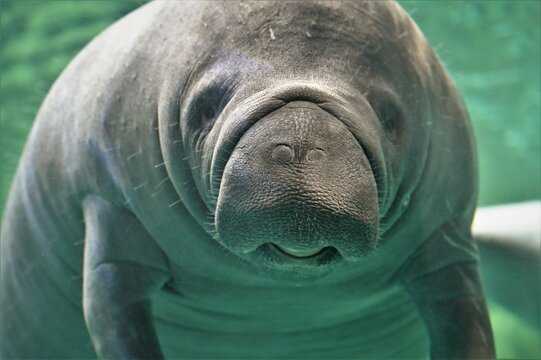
(1, 1), (494, 359)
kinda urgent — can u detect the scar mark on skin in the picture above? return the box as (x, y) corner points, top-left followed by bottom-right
(269, 27), (276, 40)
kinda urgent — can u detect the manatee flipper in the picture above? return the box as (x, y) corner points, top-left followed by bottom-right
(405, 263), (495, 359)
(473, 201), (541, 329)
(83, 196), (170, 359)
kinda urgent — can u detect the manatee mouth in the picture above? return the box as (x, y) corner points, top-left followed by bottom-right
(253, 243), (341, 268)
(273, 244), (326, 258)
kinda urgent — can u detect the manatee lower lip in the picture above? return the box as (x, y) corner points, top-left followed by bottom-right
(274, 244), (325, 258)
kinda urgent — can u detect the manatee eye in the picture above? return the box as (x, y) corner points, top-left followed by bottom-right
(375, 100), (404, 143)
(379, 105), (398, 132)
(201, 104), (217, 124)
(182, 78), (234, 151)
(187, 87), (230, 150)
(194, 85), (229, 128)
(367, 89), (405, 143)
(185, 81), (234, 149)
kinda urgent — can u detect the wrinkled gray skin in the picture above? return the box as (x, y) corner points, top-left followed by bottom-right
(1, 1), (495, 359)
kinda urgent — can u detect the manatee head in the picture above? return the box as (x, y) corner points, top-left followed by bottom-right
(169, 1), (438, 278)
(214, 85), (380, 272)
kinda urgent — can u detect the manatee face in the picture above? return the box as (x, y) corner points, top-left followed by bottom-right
(175, 1), (431, 277)
(216, 98), (379, 269)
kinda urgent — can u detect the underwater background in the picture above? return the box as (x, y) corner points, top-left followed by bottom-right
(0, 0), (539, 358)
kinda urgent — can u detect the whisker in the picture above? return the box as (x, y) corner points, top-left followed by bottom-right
(168, 199), (183, 208)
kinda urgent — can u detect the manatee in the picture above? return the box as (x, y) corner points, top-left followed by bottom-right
(0, 1), (495, 359)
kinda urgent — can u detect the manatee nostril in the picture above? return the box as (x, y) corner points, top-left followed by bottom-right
(306, 148), (326, 162)
(271, 144), (294, 164)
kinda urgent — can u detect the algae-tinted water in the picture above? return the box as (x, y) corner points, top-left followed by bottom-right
(1, 1), (539, 358)
(402, 1), (541, 208)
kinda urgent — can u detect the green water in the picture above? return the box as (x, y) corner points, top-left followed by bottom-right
(1, 1), (540, 358)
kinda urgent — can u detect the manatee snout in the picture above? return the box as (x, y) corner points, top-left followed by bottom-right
(215, 101), (379, 268)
